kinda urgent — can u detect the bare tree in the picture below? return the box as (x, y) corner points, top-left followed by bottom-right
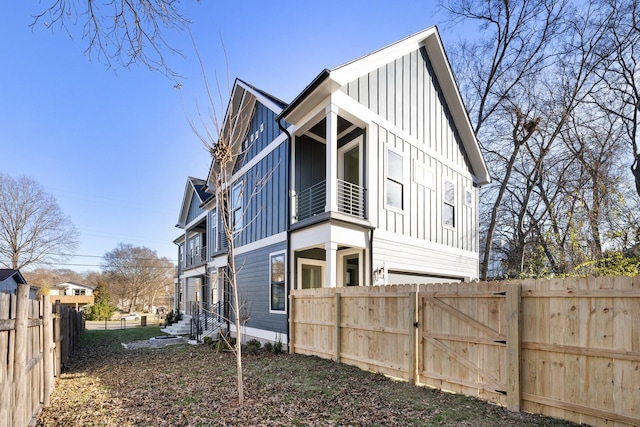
(183, 43), (277, 406)
(102, 243), (173, 312)
(31, 1), (190, 77)
(0, 174), (79, 270)
(444, 0), (618, 278)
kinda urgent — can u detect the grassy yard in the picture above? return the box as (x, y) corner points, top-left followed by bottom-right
(36, 328), (576, 426)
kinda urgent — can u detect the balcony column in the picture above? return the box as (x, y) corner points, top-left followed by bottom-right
(325, 241), (338, 288)
(326, 104), (339, 213)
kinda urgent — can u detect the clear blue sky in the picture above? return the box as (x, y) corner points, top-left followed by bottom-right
(0, 1), (461, 272)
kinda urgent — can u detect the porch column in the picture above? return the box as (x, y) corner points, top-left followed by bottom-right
(326, 104), (338, 213)
(325, 241), (338, 288)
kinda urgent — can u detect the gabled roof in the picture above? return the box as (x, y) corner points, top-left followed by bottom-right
(54, 281), (96, 290)
(176, 176), (213, 228)
(206, 79), (285, 188)
(278, 26), (490, 186)
(0, 269), (27, 284)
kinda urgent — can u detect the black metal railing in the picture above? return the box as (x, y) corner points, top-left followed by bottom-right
(293, 179), (366, 222)
(189, 301), (225, 342)
(185, 246), (207, 268)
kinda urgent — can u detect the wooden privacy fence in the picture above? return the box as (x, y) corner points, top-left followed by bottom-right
(289, 277), (640, 427)
(0, 285), (83, 427)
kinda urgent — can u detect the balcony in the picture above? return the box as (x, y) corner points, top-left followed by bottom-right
(293, 179), (366, 222)
(185, 246), (207, 268)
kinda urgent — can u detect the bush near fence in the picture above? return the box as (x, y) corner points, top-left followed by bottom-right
(0, 284), (83, 427)
(289, 277), (640, 427)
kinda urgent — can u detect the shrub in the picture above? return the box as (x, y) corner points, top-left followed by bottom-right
(243, 339), (262, 356)
(263, 342), (273, 352)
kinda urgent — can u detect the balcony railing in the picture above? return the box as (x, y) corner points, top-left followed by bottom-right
(293, 179), (366, 222)
(294, 181), (326, 222)
(185, 246), (207, 268)
(337, 179), (366, 218)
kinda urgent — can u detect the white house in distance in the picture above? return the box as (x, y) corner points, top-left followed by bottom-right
(49, 282), (95, 310)
(172, 26), (491, 344)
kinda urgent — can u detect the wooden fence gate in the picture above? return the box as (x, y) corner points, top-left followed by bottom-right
(417, 282), (517, 408)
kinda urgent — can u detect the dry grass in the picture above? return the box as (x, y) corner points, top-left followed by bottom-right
(37, 327), (576, 426)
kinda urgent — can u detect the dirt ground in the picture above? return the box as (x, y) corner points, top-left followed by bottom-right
(36, 329), (577, 426)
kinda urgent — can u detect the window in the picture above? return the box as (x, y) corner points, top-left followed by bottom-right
(413, 161), (433, 188)
(386, 149), (404, 209)
(444, 180), (456, 228)
(211, 209), (218, 252)
(73, 289), (86, 296)
(270, 252), (286, 312)
(465, 188), (473, 207)
(231, 182), (243, 232)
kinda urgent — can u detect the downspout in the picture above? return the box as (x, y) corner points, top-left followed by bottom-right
(278, 117), (293, 351)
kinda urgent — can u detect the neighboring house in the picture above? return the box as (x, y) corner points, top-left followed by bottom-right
(0, 269), (38, 299)
(172, 26), (490, 344)
(49, 282), (95, 310)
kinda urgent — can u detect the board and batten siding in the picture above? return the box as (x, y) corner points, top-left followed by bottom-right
(234, 241), (288, 335)
(341, 45), (478, 254)
(234, 141), (288, 247)
(340, 46), (473, 171)
(186, 191), (205, 224)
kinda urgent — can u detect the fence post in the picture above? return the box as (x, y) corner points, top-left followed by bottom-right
(506, 283), (522, 411)
(409, 291), (418, 385)
(288, 293), (295, 354)
(54, 301), (61, 377)
(12, 284), (29, 427)
(334, 293), (341, 362)
(42, 296), (53, 407)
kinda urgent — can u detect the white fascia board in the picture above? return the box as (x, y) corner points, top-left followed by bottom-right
(236, 80), (284, 115)
(185, 210), (208, 230)
(234, 232), (287, 256)
(330, 27), (437, 85)
(423, 33), (490, 186)
(177, 182), (195, 228)
(290, 222), (368, 251)
(282, 79), (338, 125)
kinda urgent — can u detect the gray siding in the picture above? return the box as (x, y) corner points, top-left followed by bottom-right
(234, 241), (288, 334)
(186, 192), (205, 224)
(235, 142), (288, 247)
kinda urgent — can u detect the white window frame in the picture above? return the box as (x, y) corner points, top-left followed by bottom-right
(413, 159), (433, 189)
(211, 208), (218, 252)
(443, 179), (456, 229)
(465, 187), (474, 207)
(385, 147), (405, 211)
(231, 182), (243, 233)
(269, 250), (287, 313)
(297, 258), (326, 290)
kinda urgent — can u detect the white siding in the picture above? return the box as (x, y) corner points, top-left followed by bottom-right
(342, 46), (479, 254)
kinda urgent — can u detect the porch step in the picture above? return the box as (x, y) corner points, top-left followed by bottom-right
(161, 315), (192, 336)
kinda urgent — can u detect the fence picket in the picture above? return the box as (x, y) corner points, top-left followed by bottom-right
(291, 277), (640, 427)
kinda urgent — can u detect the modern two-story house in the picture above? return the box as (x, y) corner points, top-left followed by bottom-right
(172, 26), (490, 344)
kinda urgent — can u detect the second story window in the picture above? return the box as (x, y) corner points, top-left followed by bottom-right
(444, 179), (456, 228)
(386, 149), (404, 210)
(231, 182), (243, 233)
(211, 209), (218, 252)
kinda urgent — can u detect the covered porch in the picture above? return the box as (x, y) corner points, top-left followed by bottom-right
(291, 104), (368, 225)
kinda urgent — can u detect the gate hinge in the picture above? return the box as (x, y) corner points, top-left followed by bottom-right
(413, 322), (419, 328)
(495, 390), (507, 395)
(494, 291), (506, 296)
(494, 340), (507, 344)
